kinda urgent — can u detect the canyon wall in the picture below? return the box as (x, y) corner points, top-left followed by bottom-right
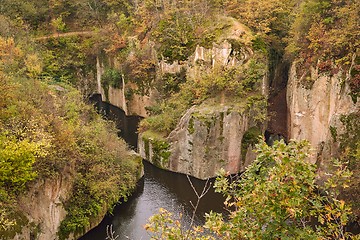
(9, 154), (143, 240)
(96, 56), (152, 117)
(13, 175), (72, 240)
(138, 105), (260, 179)
(287, 62), (359, 169)
(137, 35), (265, 179)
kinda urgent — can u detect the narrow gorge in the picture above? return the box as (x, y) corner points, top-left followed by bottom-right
(0, 0), (359, 239)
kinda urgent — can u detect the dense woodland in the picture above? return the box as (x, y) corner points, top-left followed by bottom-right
(0, 0), (359, 239)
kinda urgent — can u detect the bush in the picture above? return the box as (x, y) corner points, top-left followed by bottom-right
(0, 39), (142, 238)
(146, 140), (358, 239)
(153, 13), (197, 63)
(102, 68), (122, 88)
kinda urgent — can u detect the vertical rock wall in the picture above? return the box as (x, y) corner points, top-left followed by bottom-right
(287, 63), (359, 166)
(139, 105), (261, 179)
(97, 38), (253, 118)
(10, 154), (143, 240)
(137, 32), (265, 179)
(14, 175), (72, 240)
(96, 56), (153, 117)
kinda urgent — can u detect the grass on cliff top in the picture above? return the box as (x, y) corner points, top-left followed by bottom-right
(141, 130), (167, 141)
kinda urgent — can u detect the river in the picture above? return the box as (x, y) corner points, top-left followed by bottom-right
(81, 95), (226, 239)
(79, 160), (226, 240)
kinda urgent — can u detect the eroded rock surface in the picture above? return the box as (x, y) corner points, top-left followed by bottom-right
(139, 105), (261, 179)
(287, 62), (359, 167)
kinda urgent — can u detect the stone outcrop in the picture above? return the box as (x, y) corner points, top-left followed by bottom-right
(136, 17), (266, 179)
(139, 105), (261, 179)
(10, 154), (143, 240)
(287, 62), (359, 167)
(96, 56), (152, 117)
(97, 17), (254, 119)
(12, 174), (72, 240)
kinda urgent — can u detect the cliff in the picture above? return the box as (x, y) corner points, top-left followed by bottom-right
(287, 61), (359, 166)
(5, 155), (143, 240)
(139, 105), (261, 179)
(96, 55), (153, 117)
(136, 17), (267, 179)
(7, 154), (143, 240)
(12, 175), (72, 240)
(287, 59), (360, 215)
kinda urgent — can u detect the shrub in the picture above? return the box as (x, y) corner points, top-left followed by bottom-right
(146, 140), (357, 239)
(0, 40), (142, 238)
(101, 67), (122, 97)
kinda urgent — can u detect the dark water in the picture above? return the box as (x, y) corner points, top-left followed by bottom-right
(83, 95), (226, 239)
(89, 94), (142, 149)
(79, 161), (226, 240)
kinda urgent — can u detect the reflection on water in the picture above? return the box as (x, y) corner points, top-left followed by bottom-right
(83, 95), (226, 239)
(79, 161), (226, 240)
(89, 94), (142, 150)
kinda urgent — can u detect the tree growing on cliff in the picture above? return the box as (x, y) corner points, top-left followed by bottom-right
(146, 140), (357, 239)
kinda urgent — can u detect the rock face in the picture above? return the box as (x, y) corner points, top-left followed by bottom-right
(96, 34), (253, 117)
(137, 18), (265, 179)
(287, 62), (359, 166)
(96, 56), (152, 117)
(13, 174), (72, 240)
(10, 154), (144, 240)
(139, 105), (261, 179)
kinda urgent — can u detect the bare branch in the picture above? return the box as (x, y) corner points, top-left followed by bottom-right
(106, 224), (119, 240)
(185, 175), (212, 239)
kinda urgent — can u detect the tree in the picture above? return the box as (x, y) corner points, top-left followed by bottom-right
(146, 140), (357, 239)
(153, 12), (197, 62)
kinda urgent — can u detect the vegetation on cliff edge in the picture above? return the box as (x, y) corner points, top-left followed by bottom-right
(0, 36), (141, 239)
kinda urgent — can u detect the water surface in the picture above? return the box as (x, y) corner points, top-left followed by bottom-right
(79, 161), (226, 240)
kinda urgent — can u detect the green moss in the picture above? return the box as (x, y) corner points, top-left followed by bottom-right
(329, 126), (337, 142)
(144, 138), (150, 159)
(188, 117), (195, 134)
(241, 127), (262, 161)
(151, 139), (171, 169)
(142, 131), (170, 169)
(0, 211), (28, 239)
